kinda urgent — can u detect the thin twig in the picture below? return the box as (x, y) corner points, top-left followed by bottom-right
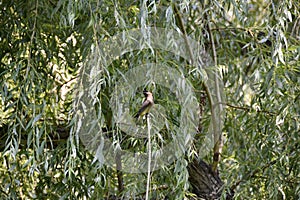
(220, 102), (277, 116)
(145, 114), (151, 200)
(173, 4), (194, 64)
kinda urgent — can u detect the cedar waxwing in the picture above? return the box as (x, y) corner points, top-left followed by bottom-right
(134, 90), (154, 119)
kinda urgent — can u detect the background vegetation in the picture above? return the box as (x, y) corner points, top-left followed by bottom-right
(0, 0), (299, 199)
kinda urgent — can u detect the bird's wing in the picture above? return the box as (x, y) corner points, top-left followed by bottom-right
(134, 99), (152, 118)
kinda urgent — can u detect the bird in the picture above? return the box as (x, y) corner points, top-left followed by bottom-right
(134, 90), (154, 120)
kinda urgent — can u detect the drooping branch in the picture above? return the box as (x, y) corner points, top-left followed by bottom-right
(207, 15), (224, 173)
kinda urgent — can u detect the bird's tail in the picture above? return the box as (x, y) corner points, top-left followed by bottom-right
(134, 112), (140, 119)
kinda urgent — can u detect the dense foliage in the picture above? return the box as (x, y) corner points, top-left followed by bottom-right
(0, 0), (299, 199)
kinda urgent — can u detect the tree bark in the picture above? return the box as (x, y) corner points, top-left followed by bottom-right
(188, 159), (234, 200)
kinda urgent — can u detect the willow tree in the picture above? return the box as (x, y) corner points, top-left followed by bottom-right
(0, 0), (299, 199)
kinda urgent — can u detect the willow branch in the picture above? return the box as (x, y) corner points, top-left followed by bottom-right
(208, 17), (224, 172)
(173, 3), (215, 135)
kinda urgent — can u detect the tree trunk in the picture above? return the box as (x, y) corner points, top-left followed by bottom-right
(188, 159), (234, 200)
